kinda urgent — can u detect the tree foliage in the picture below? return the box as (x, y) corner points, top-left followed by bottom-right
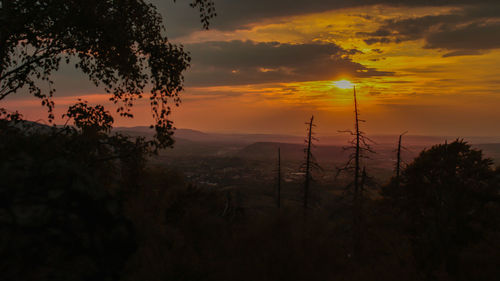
(0, 0), (215, 146)
(0, 113), (147, 281)
(64, 99), (114, 134)
(383, 140), (500, 278)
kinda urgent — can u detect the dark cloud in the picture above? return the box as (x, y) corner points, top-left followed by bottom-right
(149, 0), (499, 38)
(359, 4), (500, 53)
(184, 40), (392, 86)
(147, 1), (500, 58)
(426, 22), (500, 50)
(364, 37), (393, 45)
(442, 50), (482, 57)
(357, 29), (392, 37)
(368, 14), (461, 41)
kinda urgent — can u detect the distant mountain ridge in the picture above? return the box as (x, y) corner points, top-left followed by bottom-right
(8, 122), (500, 163)
(114, 127), (305, 144)
(114, 126), (500, 146)
(9, 121), (500, 147)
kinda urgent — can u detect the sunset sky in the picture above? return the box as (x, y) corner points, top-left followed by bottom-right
(4, 0), (500, 136)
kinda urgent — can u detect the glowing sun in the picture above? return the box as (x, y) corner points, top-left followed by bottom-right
(333, 79), (353, 89)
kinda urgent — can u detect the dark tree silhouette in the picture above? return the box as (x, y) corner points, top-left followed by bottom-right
(64, 99), (114, 134)
(276, 147), (282, 208)
(0, 0), (215, 147)
(384, 140), (500, 280)
(338, 87), (373, 201)
(0, 106), (149, 281)
(336, 86), (374, 258)
(302, 115), (319, 212)
(395, 131), (407, 188)
(353, 87), (361, 205)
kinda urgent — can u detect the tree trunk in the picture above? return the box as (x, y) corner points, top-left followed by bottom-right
(304, 116), (314, 212)
(277, 147), (281, 208)
(395, 132), (406, 188)
(353, 86), (360, 207)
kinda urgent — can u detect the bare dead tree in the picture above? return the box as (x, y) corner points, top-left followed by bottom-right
(302, 115), (320, 212)
(336, 86), (374, 258)
(304, 116), (314, 211)
(395, 131), (408, 187)
(353, 86), (361, 205)
(276, 147), (281, 208)
(337, 87), (374, 200)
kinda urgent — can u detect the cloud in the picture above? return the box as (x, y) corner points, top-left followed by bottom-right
(364, 37), (393, 45)
(426, 22), (500, 51)
(441, 50), (482, 57)
(149, 1), (500, 57)
(183, 40), (392, 86)
(358, 3), (500, 53)
(151, 0), (500, 38)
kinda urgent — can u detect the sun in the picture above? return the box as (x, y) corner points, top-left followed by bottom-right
(333, 79), (353, 89)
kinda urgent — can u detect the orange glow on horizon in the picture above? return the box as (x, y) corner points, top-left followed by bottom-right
(3, 5), (500, 136)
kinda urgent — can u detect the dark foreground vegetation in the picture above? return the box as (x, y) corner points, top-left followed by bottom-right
(1, 108), (500, 281)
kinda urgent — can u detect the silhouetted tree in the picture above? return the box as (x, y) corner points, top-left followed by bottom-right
(337, 86), (374, 258)
(0, 0), (215, 147)
(395, 131), (407, 188)
(64, 99), (113, 134)
(302, 115), (319, 212)
(0, 106), (146, 281)
(383, 140), (500, 280)
(276, 147), (282, 208)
